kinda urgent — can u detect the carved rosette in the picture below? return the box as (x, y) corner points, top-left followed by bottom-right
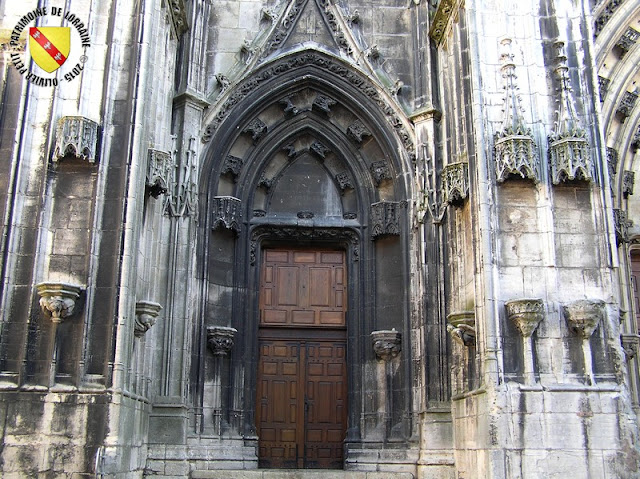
(146, 149), (172, 198)
(52, 116), (100, 163)
(36, 282), (84, 324)
(134, 300), (162, 338)
(371, 329), (401, 361)
(207, 326), (237, 356)
(563, 299), (605, 338)
(621, 334), (640, 360)
(505, 299), (544, 338)
(446, 311), (476, 347)
(442, 162), (469, 206)
(211, 196), (242, 233)
(370, 201), (400, 239)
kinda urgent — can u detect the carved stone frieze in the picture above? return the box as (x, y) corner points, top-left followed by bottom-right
(616, 91), (638, 122)
(614, 208), (630, 245)
(494, 39), (540, 183)
(243, 118), (268, 143)
(623, 170), (635, 198)
(348, 120), (372, 145)
(52, 116), (100, 164)
(621, 334), (640, 360)
(310, 141), (330, 159)
(203, 51), (415, 153)
(429, 0), (463, 46)
(134, 300), (162, 338)
(371, 329), (402, 360)
(505, 299), (544, 338)
(370, 160), (392, 186)
(615, 27), (640, 58)
(598, 76), (611, 102)
(335, 172), (354, 192)
(36, 282), (84, 324)
(370, 201), (400, 239)
(446, 311), (476, 347)
(563, 299), (605, 338)
(206, 326), (237, 356)
(594, 0), (625, 38)
(221, 155), (244, 180)
(146, 149), (172, 198)
(211, 196), (242, 233)
(312, 94), (337, 114)
(442, 162), (469, 206)
(548, 41), (593, 185)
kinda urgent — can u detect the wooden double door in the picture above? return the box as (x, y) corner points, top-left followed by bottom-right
(257, 248), (348, 469)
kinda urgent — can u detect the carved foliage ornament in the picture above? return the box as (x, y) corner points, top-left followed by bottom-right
(135, 300), (162, 338)
(563, 299), (605, 338)
(594, 0), (625, 38)
(370, 201), (400, 239)
(442, 162), (469, 206)
(53, 116), (100, 164)
(36, 282), (84, 324)
(211, 196), (242, 233)
(243, 118), (268, 143)
(202, 52), (415, 153)
(371, 329), (401, 360)
(207, 326), (237, 356)
(146, 149), (172, 198)
(505, 298), (544, 338)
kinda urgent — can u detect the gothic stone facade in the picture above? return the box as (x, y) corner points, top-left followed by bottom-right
(1, 0), (640, 478)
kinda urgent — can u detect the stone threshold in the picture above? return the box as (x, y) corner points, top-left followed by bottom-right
(192, 471), (414, 479)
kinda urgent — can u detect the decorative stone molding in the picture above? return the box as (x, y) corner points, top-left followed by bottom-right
(36, 282), (84, 324)
(371, 329), (401, 360)
(310, 141), (330, 159)
(615, 91), (638, 122)
(370, 160), (392, 185)
(614, 208), (630, 245)
(221, 155), (244, 181)
(615, 27), (640, 58)
(494, 39), (540, 183)
(446, 311), (475, 347)
(242, 118), (268, 143)
(52, 116), (100, 163)
(564, 300), (605, 338)
(165, 0), (188, 35)
(211, 196), (242, 233)
(335, 172), (354, 192)
(505, 299), (544, 337)
(594, 0), (625, 38)
(312, 94), (337, 114)
(621, 334), (640, 360)
(370, 201), (400, 239)
(347, 120), (372, 146)
(598, 76), (610, 102)
(134, 300), (162, 338)
(623, 171), (635, 198)
(429, 0), (463, 46)
(146, 149), (172, 198)
(206, 326), (237, 356)
(548, 41), (593, 185)
(442, 162), (469, 206)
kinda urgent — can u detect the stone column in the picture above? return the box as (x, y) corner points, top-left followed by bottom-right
(564, 300), (605, 385)
(371, 329), (401, 439)
(207, 326), (237, 435)
(505, 299), (544, 385)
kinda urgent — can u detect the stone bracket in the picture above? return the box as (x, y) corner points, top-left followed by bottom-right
(370, 201), (401, 239)
(211, 196), (242, 233)
(135, 300), (163, 338)
(146, 149), (172, 198)
(36, 282), (84, 324)
(52, 116), (100, 164)
(371, 329), (401, 360)
(207, 326), (237, 356)
(563, 299), (605, 338)
(548, 135), (593, 184)
(441, 162), (469, 206)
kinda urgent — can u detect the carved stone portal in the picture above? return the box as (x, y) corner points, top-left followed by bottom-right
(134, 300), (162, 338)
(52, 116), (100, 164)
(371, 329), (402, 360)
(211, 196), (242, 233)
(36, 282), (84, 324)
(563, 299), (605, 338)
(206, 326), (237, 356)
(446, 311), (476, 347)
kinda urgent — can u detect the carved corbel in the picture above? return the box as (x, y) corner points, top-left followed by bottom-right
(312, 94), (337, 114)
(621, 334), (640, 360)
(505, 298), (544, 384)
(614, 208), (630, 246)
(371, 329), (401, 360)
(563, 299), (605, 338)
(310, 141), (330, 159)
(36, 282), (84, 324)
(370, 160), (392, 186)
(623, 171), (635, 198)
(446, 311), (475, 347)
(347, 119), (372, 146)
(146, 149), (172, 198)
(134, 300), (162, 338)
(370, 201), (400, 239)
(242, 118), (268, 143)
(52, 116), (100, 164)
(207, 326), (237, 356)
(211, 196), (242, 233)
(442, 162), (469, 206)
(221, 155), (244, 181)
